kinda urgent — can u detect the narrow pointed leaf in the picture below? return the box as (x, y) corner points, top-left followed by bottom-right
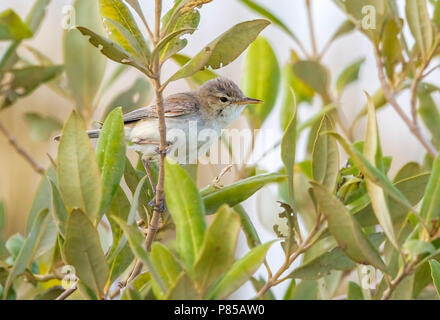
(193, 206), (241, 293)
(99, 0), (149, 62)
(406, 0), (433, 59)
(206, 241), (275, 299)
(57, 111), (102, 222)
(64, 209), (109, 298)
(170, 19), (270, 81)
(165, 158), (206, 269)
(150, 242), (183, 299)
(281, 92), (297, 207)
(311, 182), (387, 271)
(96, 107), (126, 218)
(3, 209), (49, 299)
(111, 216), (166, 292)
(243, 37), (280, 128)
(420, 154), (440, 223)
(429, 259), (440, 297)
(364, 93), (398, 248)
(201, 173), (286, 214)
(48, 179), (68, 238)
(64, 0), (106, 112)
(0, 9), (33, 41)
(312, 115), (339, 191)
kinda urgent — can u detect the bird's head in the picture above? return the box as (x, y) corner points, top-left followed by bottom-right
(196, 77), (262, 124)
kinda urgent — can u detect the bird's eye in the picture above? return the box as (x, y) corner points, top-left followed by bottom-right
(220, 97), (228, 103)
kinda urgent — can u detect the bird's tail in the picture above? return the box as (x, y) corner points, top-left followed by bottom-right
(53, 129), (101, 141)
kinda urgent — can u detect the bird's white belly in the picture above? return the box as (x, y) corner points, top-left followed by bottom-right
(125, 117), (222, 163)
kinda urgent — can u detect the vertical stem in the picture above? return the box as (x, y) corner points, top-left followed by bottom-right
(305, 0), (318, 58)
(144, 0), (165, 252)
(373, 45), (437, 158)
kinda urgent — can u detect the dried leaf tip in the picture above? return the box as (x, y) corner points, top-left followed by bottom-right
(180, 0), (213, 14)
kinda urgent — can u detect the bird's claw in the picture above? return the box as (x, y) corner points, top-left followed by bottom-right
(155, 141), (173, 155)
(149, 197), (166, 213)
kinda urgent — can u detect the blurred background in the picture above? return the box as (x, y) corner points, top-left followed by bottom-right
(0, 0), (435, 298)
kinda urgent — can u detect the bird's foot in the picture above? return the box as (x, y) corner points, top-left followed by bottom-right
(148, 197), (166, 213)
(155, 141), (173, 156)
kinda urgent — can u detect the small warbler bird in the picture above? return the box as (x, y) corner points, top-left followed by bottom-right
(87, 77), (262, 164)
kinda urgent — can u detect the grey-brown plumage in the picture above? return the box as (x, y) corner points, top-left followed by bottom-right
(54, 78), (262, 162)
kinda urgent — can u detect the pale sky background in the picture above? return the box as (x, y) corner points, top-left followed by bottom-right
(0, 0), (438, 299)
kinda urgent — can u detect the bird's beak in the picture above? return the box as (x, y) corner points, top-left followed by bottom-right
(237, 97), (264, 105)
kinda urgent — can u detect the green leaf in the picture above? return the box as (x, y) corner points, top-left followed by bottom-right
(292, 61), (330, 98)
(403, 239), (435, 258)
(160, 10), (200, 63)
(331, 20), (356, 42)
(364, 93), (398, 248)
(193, 205), (241, 294)
(280, 56), (314, 131)
(328, 132), (412, 210)
(243, 37), (280, 128)
(420, 153), (440, 224)
(289, 233), (385, 280)
(102, 78), (151, 120)
(290, 246), (356, 280)
(64, 209), (109, 299)
(48, 179), (68, 238)
(0, 0), (50, 72)
(342, 0), (387, 41)
(57, 111), (102, 223)
(281, 93), (297, 207)
(2, 209), (49, 299)
(311, 182), (387, 271)
(64, 0), (106, 112)
(355, 173), (431, 228)
(150, 242), (183, 299)
(106, 186), (130, 259)
(164, 158), (206, 269)
(24, 112), (62, 142)
(0, 9), (33, 41)
(393, 162), (423, 183)
(237, 0), (304, 49)
(25, 167), (56, 234)
(406, 0), (433, 59)
(76, 26), (149, 75)
(429, 259), (440, 297)
(111, 216), (166, 293)
(347, 281), (364, 300)
(234, 204), (261, 248)
(99, 0), (150, 63)
(166, 272), (201, 300)
(1, 65), (63, 109)
(418, 90), (440, 150)
(201, 173), (286, 214)
(382, 18), (404, 80)
(108, 242), (134, 285)
(96, 107), (126, 218)
(336, 58), (365, 93)
(206, 241), (274, 300)
(171, 54), (217, 89)
(170, 19), (270, 81)
(312, 115), (339, 191)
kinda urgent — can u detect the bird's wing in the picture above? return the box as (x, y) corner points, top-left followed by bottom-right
(123, 92), (200, 124)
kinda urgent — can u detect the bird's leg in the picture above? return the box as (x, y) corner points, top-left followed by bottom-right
(142, 155), (166, 212)
(155, 140), (173, 155)
(142, 155), (156, 196)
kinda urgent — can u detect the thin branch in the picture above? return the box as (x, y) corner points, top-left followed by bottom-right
(256, 217), (323, 298)
(55, 287), (76, 300)
(0, 122), (45, 175)
(305, 0), (318, 59)
(373, 45), (437, 158)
